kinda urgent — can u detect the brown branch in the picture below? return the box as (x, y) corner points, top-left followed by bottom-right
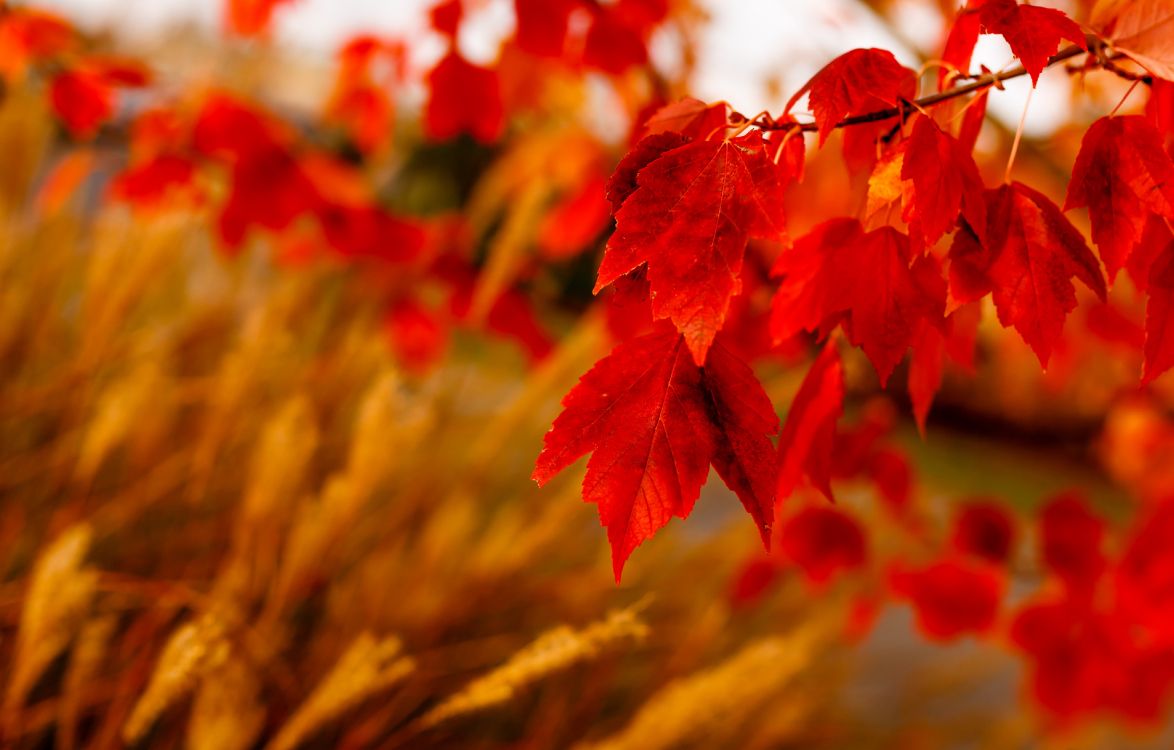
(762, 37), (1108, 135)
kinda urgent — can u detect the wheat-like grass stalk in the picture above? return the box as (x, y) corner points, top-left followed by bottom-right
(4, 524), (97, 712)
(265, 632), (414, 750)
(122, 610), (233, 744)
(57, 615), (117, 750)
(418, 604), (650, 730)
(187, 658), (267, 750)
(244, 395), (319, 525)
(576, 624), (822, 750)
(74, 360), (167, 486)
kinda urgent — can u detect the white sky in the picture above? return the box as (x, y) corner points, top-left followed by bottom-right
(27, 0), (1069, 136)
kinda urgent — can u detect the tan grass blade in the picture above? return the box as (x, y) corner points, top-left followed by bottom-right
(122, 611), (232, 744)
(187, 658), (266, 750)
(4, 524), (97, 712)
(419, 604), (649, 730)
(265, 632), (414, 750)
(57, 615), (117, 750)
(577, 625), (822, 750)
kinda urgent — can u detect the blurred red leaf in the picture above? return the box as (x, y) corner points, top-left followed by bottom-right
(890, 557), (1003, 640)
(780, 505), (867, 585)
(425, 53), (505, 144)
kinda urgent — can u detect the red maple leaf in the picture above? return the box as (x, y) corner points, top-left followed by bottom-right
(514, 0), (577, 57)
(1065, 115), (1174, 281)
(385, 298), (448, 372)
(786, 48), (916, 145)
(1039, 491), (1107, 594)
(533, 325), (778, 579)
(537, 174), (611, 260)
(0, 10), (76, 79)
(779, 505), (868, 585)
(949, 182), (1107, 366)
(1145, 236), (1174, 383)
(950, 500), (1016, 564)
(641, 98), (731, 140)
(50, 68), (113, 139)
(429, 0), (462, 38)
(425, 53), (504, 144)
(583, 10), (648, 74)
(111, 154), (198, 209)
(973, 0), (1086, 86)
(772, 220), (945, 384)
(604, 132), (689, 212)
(902, 115), (988, 246)
(940, 8), (982, 88)
(776, 343), (844, 502)
(226, 0), (296, 36)
(1092, 0), (1174, 82)
(890, 557), (1004, 640)
(596, 132), (788, 365)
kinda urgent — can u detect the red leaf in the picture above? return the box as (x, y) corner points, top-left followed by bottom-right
(430, 0), (462, 38)
(385, 298), (448, 372)
(514, 0), (576, 57)
(1065, 115), (1174, 281)
(771, 218), (860, 341)
(907, 321), (944, 435)
(1009, 597), (1121, 719)
(226, 0), (296, 36)
(974, 0), (1086, 86)
(642, 98), (731, 140)
(772, 220), (945, 383)
(50, 69), (113, 139)
(902, 115), (988, 246)
(1092, 0), (1174, 82)
(1117, 499), (1174, 637)
(1039, 491), (1107, 593)
(425, 53), (504, 144)
(534, 326), (778, 579)
(940, 8), (982, 88)
(604, 132), (688, 212)
(0, 10), (75, 78)
(1149, 78), (1174, 133)
(951, 501), (1015, 564)
(1145, 238), (1174, 382)
(777, 344), (844, 502)
(843, 231), (946, 383)
(597, 132), (787, 364)
(959, 182), (1107, 367)
(537, 175), (611, 260)
(727, 557), (780, 607)
(786, 48), (916, 146)
(780, 505), (867, 585)
(583, 10), (648, 74)
(111, 154), (197, 209)
(890, 557), (1004, 640)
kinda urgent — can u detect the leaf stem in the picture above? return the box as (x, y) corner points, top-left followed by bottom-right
(1004, 86), (1033, 183)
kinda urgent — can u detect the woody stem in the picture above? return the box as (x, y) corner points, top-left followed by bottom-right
(763, 35), (1117, 135)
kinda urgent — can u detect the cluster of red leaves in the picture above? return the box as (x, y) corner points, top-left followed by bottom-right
(1010, 493), (1174, 723)
(4, 0), (681, 366)
(0, 7), (150, 138)
(540, 0), (1174, 587)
